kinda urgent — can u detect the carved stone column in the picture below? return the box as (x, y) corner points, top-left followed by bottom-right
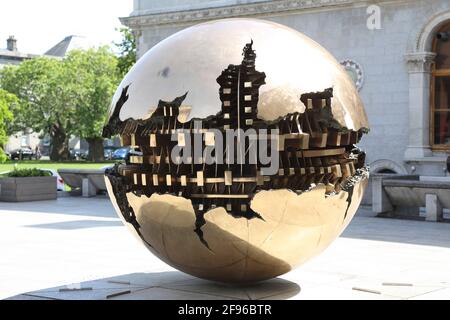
(404, 52), (436, 159)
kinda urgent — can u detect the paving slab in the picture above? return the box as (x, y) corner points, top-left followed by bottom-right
(409, 288), (450, 300)
(2, 198), (450, 300)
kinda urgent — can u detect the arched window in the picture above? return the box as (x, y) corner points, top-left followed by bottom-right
(431, 23), (450, 149)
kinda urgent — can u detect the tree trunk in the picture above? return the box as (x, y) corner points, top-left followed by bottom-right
(86, 137), (105, 162)
(50, 127), (69, 161)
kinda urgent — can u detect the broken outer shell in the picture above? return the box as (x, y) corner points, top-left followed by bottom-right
(109, 18), (369, 131)
(105, 174), (368, 283)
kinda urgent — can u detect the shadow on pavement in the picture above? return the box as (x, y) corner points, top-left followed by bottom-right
(5, 271), (301, 300)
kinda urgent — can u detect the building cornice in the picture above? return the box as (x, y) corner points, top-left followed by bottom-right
(121, 0), (370, 28)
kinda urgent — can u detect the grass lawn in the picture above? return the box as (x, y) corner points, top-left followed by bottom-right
(0, 160), (116, 173)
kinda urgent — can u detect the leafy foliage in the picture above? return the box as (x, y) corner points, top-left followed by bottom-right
(0, 28), (134, 162)
(67, 47), (119, 139)
(0, 90), (16, 162)
(66, 48), (120, 161)
(2, 168), (52, 178)
(0, 48), (119, 161)
(0, 57), (74, 160)
(115, 27), (137, 77)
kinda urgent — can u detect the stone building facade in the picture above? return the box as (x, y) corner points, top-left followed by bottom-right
(0, 36), (37, 67)
(121, 0), (450, 182)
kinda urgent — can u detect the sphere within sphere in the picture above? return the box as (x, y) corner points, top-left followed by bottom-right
(104, 18), (369, 283)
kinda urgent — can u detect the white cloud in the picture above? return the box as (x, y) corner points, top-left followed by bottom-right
(0, 0), (133, 54)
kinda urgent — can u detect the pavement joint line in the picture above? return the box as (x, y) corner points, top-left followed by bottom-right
(32, 286), (145, 294)
(405, 286), (449, 300)
(107, 280), (131, 285)
(352, 287), (381, 295)
(106, 290), (132, 299)
(59, 287), (93, 292)
(22, 293), (61, 300)
(256, 288), (300, 300)
(382, 282), (413, 287)
(243, 290), (252, 300)
(129, 285), (162, 293)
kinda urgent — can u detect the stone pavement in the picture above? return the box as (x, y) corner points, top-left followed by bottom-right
(1, 196), (450, 300)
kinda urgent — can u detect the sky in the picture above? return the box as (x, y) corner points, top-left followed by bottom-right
(0, 0), (134, 55)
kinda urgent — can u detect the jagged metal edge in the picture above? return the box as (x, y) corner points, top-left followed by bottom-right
(103, 82), (369, 250)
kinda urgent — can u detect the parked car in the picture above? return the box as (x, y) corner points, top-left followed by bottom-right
(44, 169), (66, 191)
(69, 149), (88, 160)
(111, 147), (143, 161)
(9, 147), (34, 160)
(0, 168), (65, 191)
(104, 146), (119, 160)
(111, 147), (131, 160)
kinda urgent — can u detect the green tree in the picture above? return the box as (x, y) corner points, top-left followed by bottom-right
(0, 89), (16, 162)
(0, 58), (77, 161)
(66, 47), (119, 161)
(0, 48), (120, 162)
(115, 27), (136, 76)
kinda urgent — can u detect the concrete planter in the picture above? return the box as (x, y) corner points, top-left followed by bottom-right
(0, 176), (57, 202)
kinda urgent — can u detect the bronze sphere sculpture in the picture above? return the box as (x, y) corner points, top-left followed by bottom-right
(103, 18), (369, 283)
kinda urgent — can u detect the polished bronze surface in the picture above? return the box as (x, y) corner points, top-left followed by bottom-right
(104, 18), (369, 283)
(108, 18), (369, 131)
(105, 175), (367, 283)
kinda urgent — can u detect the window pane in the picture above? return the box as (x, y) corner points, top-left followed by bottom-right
(435, 26), (450, 69)
(434, 111), (450, 145)
(435, 76), (450, 110)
